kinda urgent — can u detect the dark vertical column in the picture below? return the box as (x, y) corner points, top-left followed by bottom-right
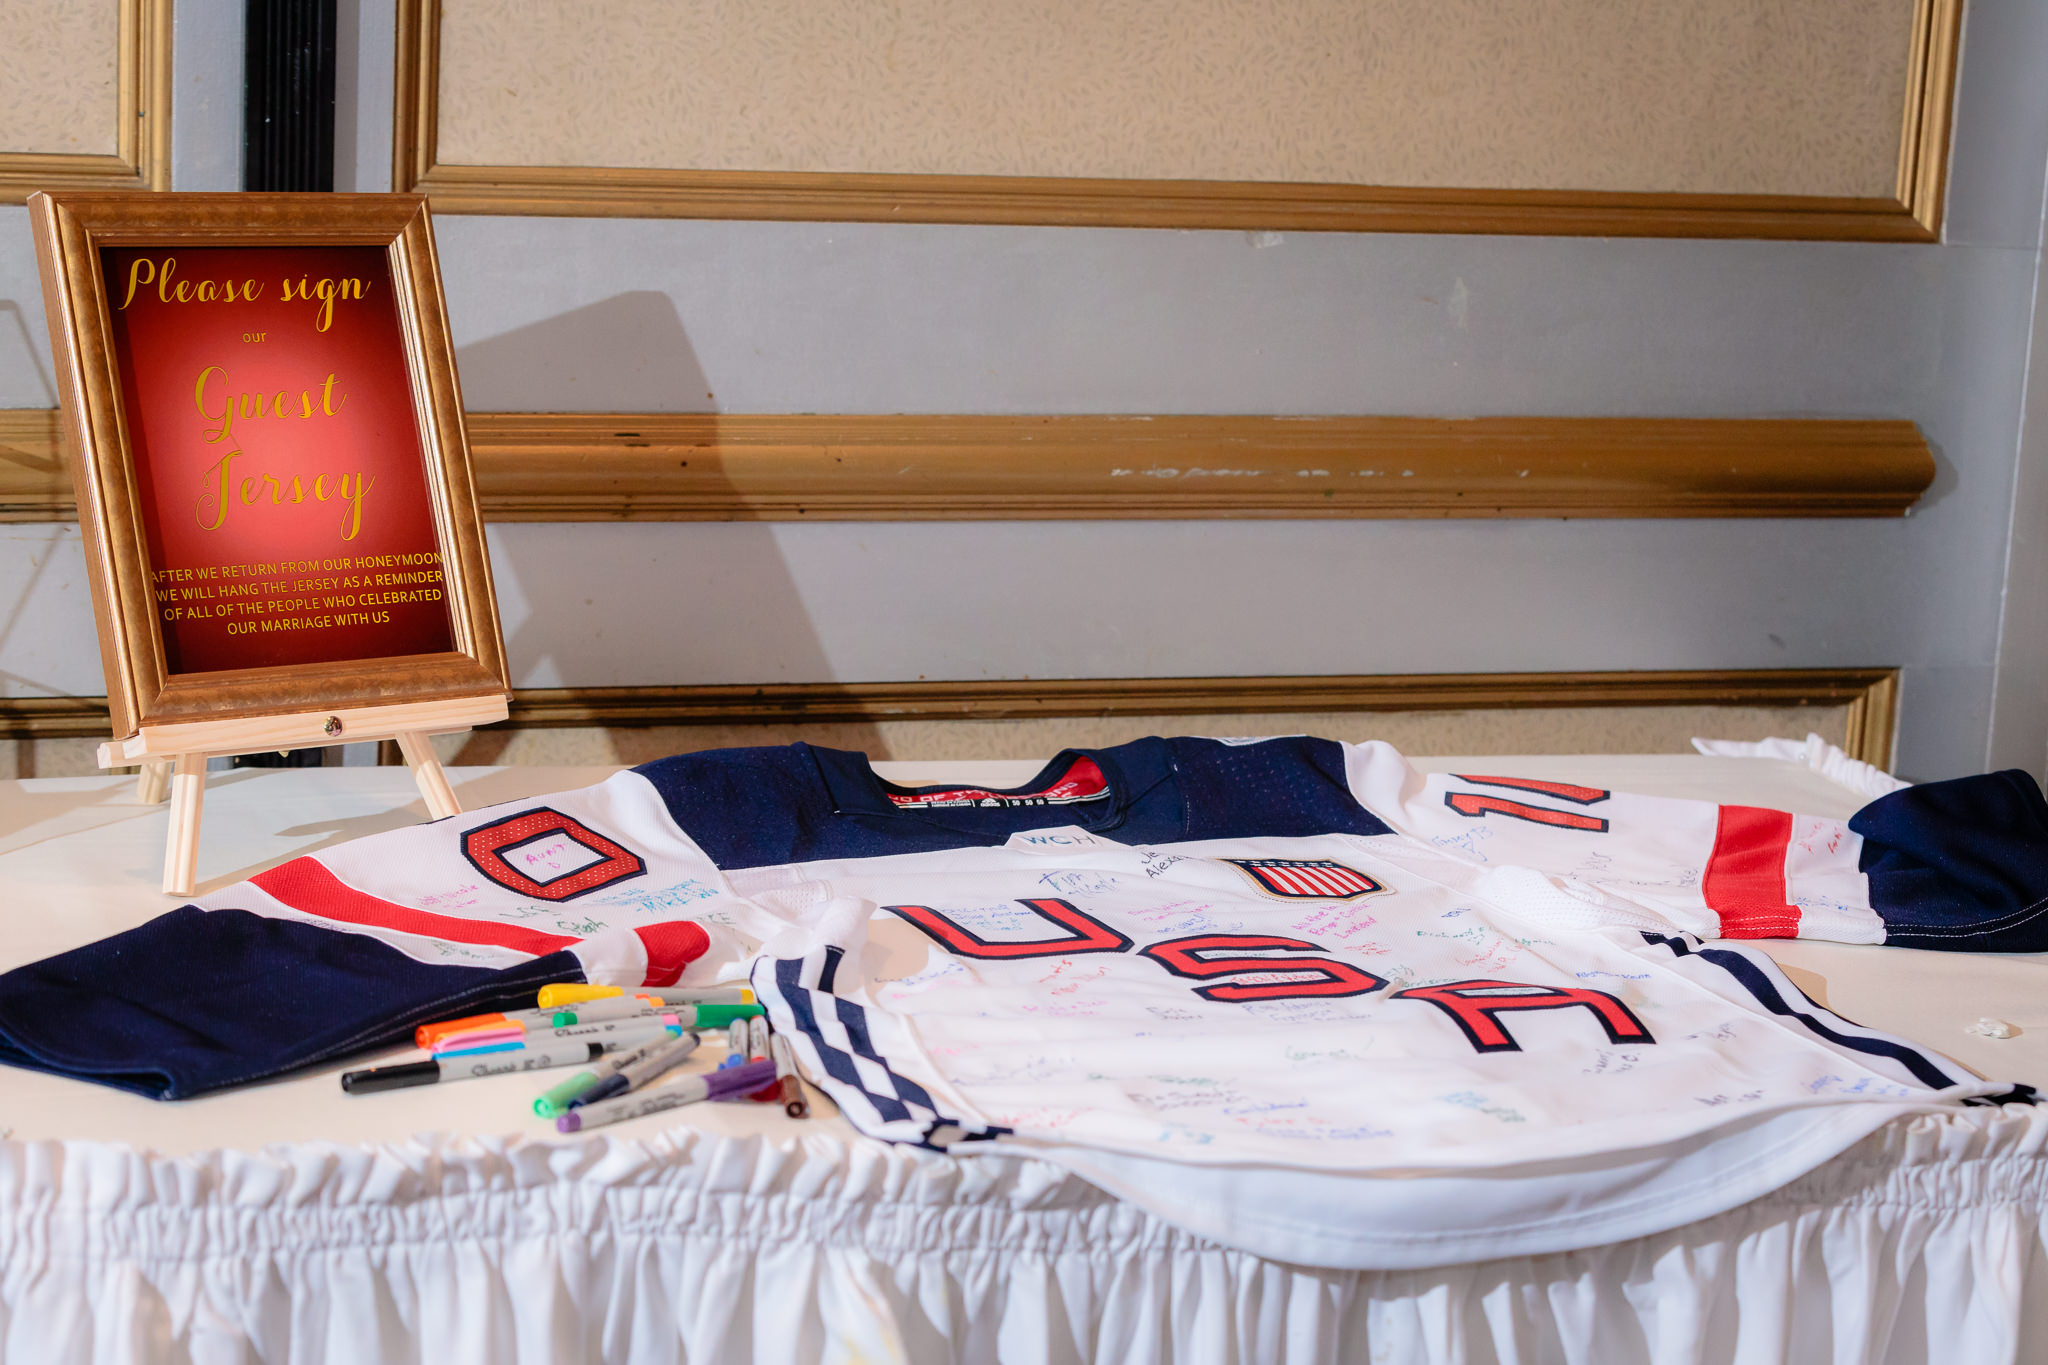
(236, 0), (341, 768)
(243, 0), (338, 192)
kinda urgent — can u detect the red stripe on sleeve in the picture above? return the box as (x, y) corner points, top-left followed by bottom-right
(1703, 805), (1802, 938)
(251, 858), (583, 957)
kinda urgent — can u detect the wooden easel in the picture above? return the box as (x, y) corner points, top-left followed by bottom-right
(104, 694), (509, 896)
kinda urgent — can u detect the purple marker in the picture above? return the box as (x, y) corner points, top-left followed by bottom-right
(555, 1058), (779, 1133)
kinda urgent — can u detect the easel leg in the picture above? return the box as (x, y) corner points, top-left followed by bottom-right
(136, 758), (172, 804)
(163, 753), (206, 897)
(396, 731), (460, 820)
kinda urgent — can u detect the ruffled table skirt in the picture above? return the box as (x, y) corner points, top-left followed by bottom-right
(3, 1105), (2046, 1365)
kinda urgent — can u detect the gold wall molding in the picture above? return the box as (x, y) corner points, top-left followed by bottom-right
(1842, 669), (1899, 774)
(0, 0), (171, 202)
(0, 411), (1936, 523)
(8, 669), (1904, 766)
(0, 411), (65, 518)
(0, 668), (1902, 767)
(1895, 0), (1964, 236)
(500, 671), (1902, 773)
(395, 0), (1958, 241)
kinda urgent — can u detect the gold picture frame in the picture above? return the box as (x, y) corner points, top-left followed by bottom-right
(29, 192), (507, 745)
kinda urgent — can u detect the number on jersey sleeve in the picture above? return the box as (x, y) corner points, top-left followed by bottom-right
(1442, 775), (1612, 832)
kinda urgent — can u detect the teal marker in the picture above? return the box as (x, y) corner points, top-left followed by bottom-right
(551, 1002), (763, 1030)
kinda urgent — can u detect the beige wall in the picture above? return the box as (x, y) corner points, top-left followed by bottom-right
(0, 2), (120, 157)
(438, 0), (1915, 195)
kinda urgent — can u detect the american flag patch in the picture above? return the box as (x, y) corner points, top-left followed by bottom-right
(1223, 858), (1385, 901)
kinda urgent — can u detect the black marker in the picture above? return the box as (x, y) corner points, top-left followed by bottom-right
(341, 1042), (605, 1094)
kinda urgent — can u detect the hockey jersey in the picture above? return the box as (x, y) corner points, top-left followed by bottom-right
(1, 736), (2043, 1267)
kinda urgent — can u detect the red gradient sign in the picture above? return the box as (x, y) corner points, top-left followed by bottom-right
(101, 244), (454, 674)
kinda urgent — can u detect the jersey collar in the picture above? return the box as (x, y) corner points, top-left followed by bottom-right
(804, 741), (1173, 837)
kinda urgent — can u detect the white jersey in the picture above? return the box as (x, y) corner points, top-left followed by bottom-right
(739, 743), (2007, 1266)
(0, 735), (2030, 1268)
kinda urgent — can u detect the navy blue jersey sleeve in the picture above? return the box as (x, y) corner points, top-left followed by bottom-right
(0, 905), (582, 1099)
(1168, 736), (1391, 841)
(1852, 769), (2048, 952)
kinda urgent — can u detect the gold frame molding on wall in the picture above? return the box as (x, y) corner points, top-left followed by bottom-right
(0, 412), (1936, 522)
(0, 0), (172, 203)
(3, 668), (1901, 768)
(393, 0), (1960, 241)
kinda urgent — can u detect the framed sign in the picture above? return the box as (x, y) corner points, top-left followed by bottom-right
(30, 193), (508, 891)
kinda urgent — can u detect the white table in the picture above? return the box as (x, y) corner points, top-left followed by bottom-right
(2, 755), (2044, 1365)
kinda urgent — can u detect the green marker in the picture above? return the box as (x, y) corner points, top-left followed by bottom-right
(533, 1070), (599, 1118)
(680, 1002), (763, 1029)
(551, 1002), (763, 1030)
(531, 1027), (713, 1117)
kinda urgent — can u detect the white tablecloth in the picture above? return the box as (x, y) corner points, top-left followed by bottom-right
(3, 757), (2045, 1365)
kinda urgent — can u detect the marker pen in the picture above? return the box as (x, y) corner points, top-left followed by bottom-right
(542, 995), (660, 1026)
(717, 1020), (750, 1071)
(743, 1016), (779, 1102)
(639, 987), (754, 1007)
(531, 1029), (694, 1118)
(443, 1025), (682, 1060)
(769, 1032), (809, 1119)
(430, 1026), (525, 1052)
(536, 983), (622, 1009)
(431, 1005), (711, 1050)
(416, 1007), (557, 1050)
(555, 1058), (780, 1133)
(440, 1020), (679, 1057)
(549, 1005), (663, 1028)
(342, 1042), (605, 1094)
(543, 1016), (687, 1045)
(552, 1002), (761, 1030)
(536, 983), (757, 1010)
(432, 1040), (526, 1059)
(534, 1072), (600, 1118)
(570, 1031), (702, 1109)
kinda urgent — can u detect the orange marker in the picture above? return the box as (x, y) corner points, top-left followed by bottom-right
(415, 1007), (555, 1051)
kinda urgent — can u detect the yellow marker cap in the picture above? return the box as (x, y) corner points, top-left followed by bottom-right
(537, 983), (624, 1009)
